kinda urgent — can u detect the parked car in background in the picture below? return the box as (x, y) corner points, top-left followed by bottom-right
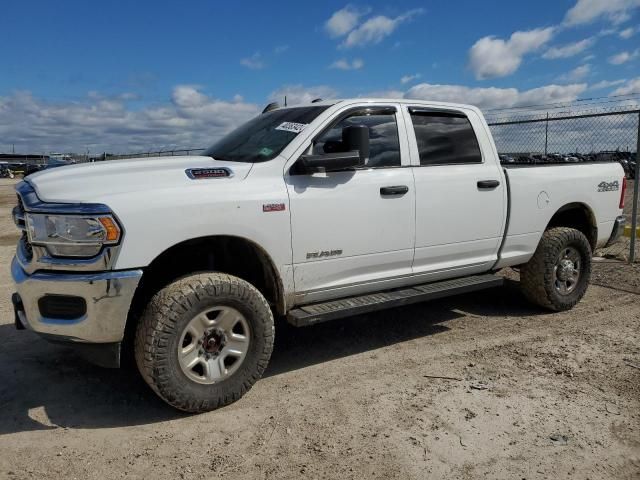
(496, 150), (636, 178)
(23, 158), (71, 177)
(0, 162), (15, 178)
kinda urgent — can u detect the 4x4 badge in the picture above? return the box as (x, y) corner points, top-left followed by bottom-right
(597, 180), (619, 192)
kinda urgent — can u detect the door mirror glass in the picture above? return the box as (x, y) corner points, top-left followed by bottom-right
(342, 125), (370, 164)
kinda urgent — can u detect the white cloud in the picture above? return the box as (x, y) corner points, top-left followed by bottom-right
(468, 27), (555, 80)
(0, 87), (259, 153)
(329, 58), (364, 70)
(325, 5), (369, 37)
(610, 77), (640, 95)
(564, 0), (640, 26)
(542, 38), (595, 59)
(405, 82), (587, 110)
(240, 53), (265, 70)
(274, 45), (289, 54)
(268, 85), (338, 106)
(619, 27), (636, 38)
(341, 9), (424, 48)
(4, 77), (627, 154)
(608, 49), (640, 64)
(362, 89), (406, 99)
(400, 73), (421, 84)
(590, 79), (627, 89)
(558, 64), (591, 82)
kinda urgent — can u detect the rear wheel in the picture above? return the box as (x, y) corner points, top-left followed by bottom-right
(135, 272), (274, 413)
(520, 227), (592, 311)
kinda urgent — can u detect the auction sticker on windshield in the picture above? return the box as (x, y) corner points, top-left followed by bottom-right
(275, 122), (307, 134)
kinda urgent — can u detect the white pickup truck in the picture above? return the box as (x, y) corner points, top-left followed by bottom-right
(11, 98), (626, 412)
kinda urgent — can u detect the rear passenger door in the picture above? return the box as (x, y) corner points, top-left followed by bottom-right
(403, 106), (506, 279)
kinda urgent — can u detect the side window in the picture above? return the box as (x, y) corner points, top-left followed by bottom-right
(313, 108), (401, 168)
(409, 110), (482, 166)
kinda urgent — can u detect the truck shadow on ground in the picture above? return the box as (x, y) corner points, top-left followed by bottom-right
(0, 280), (543, 434)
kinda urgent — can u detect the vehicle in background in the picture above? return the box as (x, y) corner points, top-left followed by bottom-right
(0, 162), (15, 178)
(497, 150), (636, 177)
(23, 158), (71, 177)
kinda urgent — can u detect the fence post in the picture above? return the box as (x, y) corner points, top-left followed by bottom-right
(544, 112), (549, 155)
(630, 112), (640, 263)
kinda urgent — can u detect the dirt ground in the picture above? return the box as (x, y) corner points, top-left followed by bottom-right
(0, 177), (639, 479)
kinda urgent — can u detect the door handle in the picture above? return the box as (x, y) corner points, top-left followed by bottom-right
(380, 185), (409, 196)
(477, 180), (500, 189)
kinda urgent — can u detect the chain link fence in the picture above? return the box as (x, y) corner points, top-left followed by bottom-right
(486, 107), (640, 264)
(104, 148), (205, 160)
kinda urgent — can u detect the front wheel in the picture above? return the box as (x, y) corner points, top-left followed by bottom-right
(135, 272), (274, 413)
(520, 227), (592, 311)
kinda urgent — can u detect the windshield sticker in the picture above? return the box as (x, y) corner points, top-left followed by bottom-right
(275, 122), (308, 134)
(258, 147), (274, 156)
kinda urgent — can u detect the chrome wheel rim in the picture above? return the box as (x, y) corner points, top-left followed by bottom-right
(178, 306), (250, 385)
(553, 247), (581, 295)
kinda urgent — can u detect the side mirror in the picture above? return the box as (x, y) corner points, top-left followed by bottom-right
(298, 151), (362, 173)
(342, 125), (369, 165)
(297, 125), (370, 173)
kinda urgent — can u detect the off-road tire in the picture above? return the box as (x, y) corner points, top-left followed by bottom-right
(135, 272), (274, 413)
(520, 227), (592, 311)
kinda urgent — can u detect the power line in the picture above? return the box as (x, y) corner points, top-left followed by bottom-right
(484, 92), (640, 113)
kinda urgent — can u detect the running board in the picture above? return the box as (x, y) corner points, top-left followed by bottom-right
(287, 274), (504, 327)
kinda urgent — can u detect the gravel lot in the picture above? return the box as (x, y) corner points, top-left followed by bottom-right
(0, 177), (639, 479)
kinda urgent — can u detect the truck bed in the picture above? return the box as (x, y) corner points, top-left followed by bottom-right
(496, 162), (624, 268)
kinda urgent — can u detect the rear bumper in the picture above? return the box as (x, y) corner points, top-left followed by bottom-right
(11, 257), (142, 365)
(604, 215), (626, 248)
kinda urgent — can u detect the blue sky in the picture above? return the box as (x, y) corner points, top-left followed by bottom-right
(1, 0), (639, 153)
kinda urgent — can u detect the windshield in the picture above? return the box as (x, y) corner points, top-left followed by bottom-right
(203, 106), (329, 162)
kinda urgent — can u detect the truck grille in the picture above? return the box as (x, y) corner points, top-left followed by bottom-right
(21, 232), (33, 261)
(14, 195), (33, 261)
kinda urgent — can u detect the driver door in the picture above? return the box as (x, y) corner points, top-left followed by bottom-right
(285, 104), (416, 304)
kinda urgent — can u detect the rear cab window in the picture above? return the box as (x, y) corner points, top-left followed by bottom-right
(408, 108), (482, 166)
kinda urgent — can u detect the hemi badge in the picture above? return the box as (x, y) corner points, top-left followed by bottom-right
(185, 167), (233, 179)
(263, 203), (286, 212)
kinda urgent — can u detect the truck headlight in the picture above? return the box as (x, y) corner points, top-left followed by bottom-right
(25, 213), (121, 257)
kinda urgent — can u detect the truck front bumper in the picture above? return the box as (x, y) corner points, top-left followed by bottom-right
(11, 256), (142, 367)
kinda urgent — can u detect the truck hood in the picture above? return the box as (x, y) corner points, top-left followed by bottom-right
(27, 156), (253, 204)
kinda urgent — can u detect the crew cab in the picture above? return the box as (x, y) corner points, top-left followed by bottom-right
(11, 98), (626, 412)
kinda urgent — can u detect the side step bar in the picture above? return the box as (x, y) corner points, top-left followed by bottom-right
(287, 274), (504, 327)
